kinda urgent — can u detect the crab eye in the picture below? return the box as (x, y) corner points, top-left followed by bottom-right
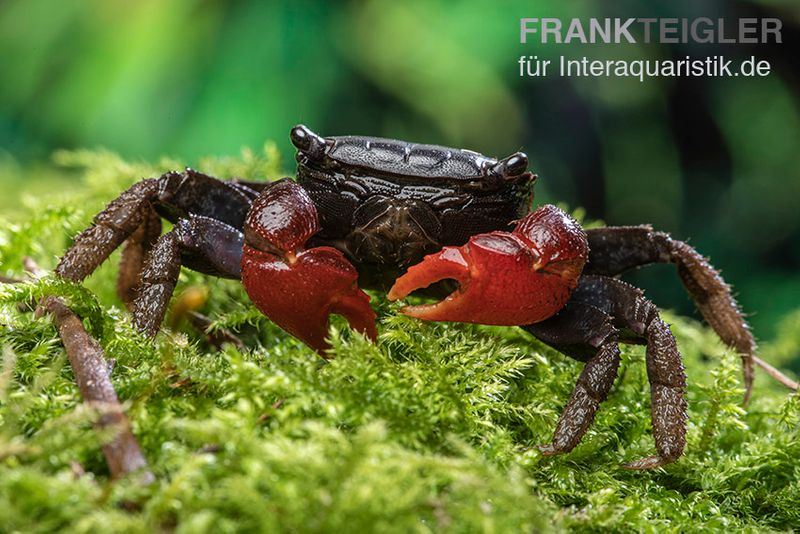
(290, 125), (313, 151)
(291, 125), (330, 162)
(496, 152), (528, 177)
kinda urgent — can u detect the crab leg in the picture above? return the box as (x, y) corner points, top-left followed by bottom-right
(585, 226), (758, 402)
(117, 206), (161, 306)
(131, 215), (244, 337)
(527, 275), (688, 469)
(388, 205), (588, 326)
(56, 179), (161, 282)
(241, 180), (376, 355)
(57, 169), (257, 287)
(526, 300), (622, 456)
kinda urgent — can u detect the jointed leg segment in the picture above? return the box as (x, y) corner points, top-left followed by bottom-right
(56, 170), (252, 337)
(56, 179), (161, 283)
(117, 206), (162, 306)
(132, 216), (244, 337)
(526, 302), (621, 456)
(526, 275), (687, 469)
(586, 226), (755, 401)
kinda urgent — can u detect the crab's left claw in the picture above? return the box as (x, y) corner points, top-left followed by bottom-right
(388, 205), (588, 326)
(242, 180), (376, 355)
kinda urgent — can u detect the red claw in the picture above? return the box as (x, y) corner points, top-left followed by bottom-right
(242, 180), (376, 355)
(388, 205), (588, 326)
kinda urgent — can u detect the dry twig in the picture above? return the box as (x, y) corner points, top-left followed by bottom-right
(23, 257), (154, 482)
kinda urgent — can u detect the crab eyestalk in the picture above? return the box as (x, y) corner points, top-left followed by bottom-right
(290, 124), (330, 162)
(241, 179), (376, 355)
(388, 205), (588, 326)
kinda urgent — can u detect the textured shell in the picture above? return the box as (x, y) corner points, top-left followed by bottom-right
(326, 135), (497, 180)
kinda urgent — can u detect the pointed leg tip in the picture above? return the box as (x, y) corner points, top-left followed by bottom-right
(742, 360), (755, 405)
(621, 455), (675, 470)
(742, 387), (753, 406)
(534, 443), (561, 457)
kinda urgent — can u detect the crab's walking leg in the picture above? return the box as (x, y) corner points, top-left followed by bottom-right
(525, 275), (687, 469)
(241, 180), (376, 355)
(573, 275), (687, 469)
(46, 297), (155, 482)
(56, 169), (257, 284)
(524, 302), (621, 456)
(117, 206), (162, 306)
(132, 215), (243, 337)
(585, 226), (755, 401)
(54, 169), (262, 336)
(56, 179), (161, 282)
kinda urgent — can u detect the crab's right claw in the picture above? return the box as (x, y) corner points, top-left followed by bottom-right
(241, 180), (376, 355)
(388, 205), (588, 326)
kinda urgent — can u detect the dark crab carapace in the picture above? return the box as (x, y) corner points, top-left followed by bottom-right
(55, 125), (759, 470)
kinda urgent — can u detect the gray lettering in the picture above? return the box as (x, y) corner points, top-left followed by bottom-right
(691, 17), (714, 43)
(542, 18), (562, 44)
(589, 18), (610, 43)
(565, 19), (587, 43)
(718, 19), (735, 44)
(638, 18), (656, 43)
(519, 17), (784, 47)
(739, 18), (758, 44)
(762, 18), (782, 43)
(660, 18), (679, 44)
(520, 18), (538, 44)
(615, 18), (636, 43)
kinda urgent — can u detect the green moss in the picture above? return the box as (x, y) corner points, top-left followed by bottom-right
(0, 147), (798, 532)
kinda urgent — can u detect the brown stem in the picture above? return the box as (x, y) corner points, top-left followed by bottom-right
(753, 355), (799, 392)
(24, 258), (154, 482)
(187, 310), (245, 350)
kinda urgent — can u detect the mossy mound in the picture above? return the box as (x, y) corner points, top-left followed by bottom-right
(1, 147), (798, 532)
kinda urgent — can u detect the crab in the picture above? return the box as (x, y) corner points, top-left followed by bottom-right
(55, 125), (758, 469)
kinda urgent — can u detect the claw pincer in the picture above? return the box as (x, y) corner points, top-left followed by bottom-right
(388, 205), (588, 326)
(241, 180), (376, 354)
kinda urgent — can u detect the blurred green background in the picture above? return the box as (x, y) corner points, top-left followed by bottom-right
(1, 0), (798, 352)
